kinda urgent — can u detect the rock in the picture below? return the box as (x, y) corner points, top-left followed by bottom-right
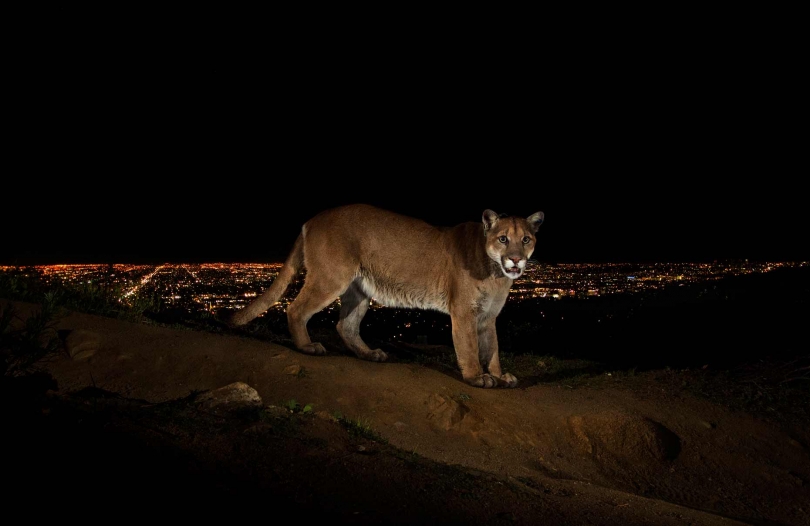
(195, 382), (263, 413)
(567, 412), (681, 462)
(64, 329), (102, 360)
(426, 393), (469, 431)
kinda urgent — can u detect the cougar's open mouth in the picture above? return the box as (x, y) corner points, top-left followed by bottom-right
(504, 267), (522, 278)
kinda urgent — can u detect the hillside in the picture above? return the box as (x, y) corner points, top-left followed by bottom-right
(1, 267), (809, 525)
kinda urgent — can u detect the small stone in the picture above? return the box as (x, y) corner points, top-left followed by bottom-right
(264, 405), (290, 417)
(284, 364), (302, 375)
(315, 411), (338, 422)
(64, 329), (102, 360)
(788, 438), (804, 448)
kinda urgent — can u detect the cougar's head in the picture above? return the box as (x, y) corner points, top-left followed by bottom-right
(483, 209), (544, 279)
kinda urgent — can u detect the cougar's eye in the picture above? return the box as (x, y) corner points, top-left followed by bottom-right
(498, 235), (507, 244)
(522, 236), (531, 244)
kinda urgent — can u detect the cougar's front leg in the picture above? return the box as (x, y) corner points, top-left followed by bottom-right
(478, 318), (517, 388)
(451, 309), (497, 388)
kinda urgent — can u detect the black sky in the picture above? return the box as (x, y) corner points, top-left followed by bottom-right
(4, 8), (807, 266)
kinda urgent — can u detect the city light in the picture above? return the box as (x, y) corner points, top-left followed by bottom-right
(2, 260), (806, 318)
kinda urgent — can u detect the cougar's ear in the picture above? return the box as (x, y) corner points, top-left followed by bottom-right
(483, 209), (500, 232)
(527, 211), (544, 233)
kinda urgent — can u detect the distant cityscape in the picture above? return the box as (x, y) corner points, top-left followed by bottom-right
(1, 260), (804, 318)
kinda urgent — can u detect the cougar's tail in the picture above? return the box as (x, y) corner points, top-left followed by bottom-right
(229, 233), (304, 326)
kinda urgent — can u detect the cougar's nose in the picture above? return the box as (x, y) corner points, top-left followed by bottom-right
(509, 257), (522, 266)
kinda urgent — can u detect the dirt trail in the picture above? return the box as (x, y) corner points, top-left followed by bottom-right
(7, 300), (810, 525)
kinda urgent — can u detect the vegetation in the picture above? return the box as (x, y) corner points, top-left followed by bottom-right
(0, 268), (162, 322)
(282, 399), (314, 413)
(0, 292), (62, 377)
(333, 411), (388, 444)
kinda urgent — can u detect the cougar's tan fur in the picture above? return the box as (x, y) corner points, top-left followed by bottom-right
(230, 204), (544, 388)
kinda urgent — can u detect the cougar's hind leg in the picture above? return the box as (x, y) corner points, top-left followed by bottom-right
(337, 281), (387, 362)
(287, 270), (352, 356)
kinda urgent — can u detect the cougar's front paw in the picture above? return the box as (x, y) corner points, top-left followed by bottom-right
(300, 342), (327, 355)
(466, 374), (498, 388)
(500, 372), (518, 388)
(359, 348), (387, 362)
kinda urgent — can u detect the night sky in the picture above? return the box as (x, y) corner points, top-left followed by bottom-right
(5, 8), (806, 266)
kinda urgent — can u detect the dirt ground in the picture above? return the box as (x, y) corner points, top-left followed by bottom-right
(3, 298), (809, 525)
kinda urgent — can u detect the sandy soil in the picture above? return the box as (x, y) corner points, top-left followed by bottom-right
(3, 298), (809, 525)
